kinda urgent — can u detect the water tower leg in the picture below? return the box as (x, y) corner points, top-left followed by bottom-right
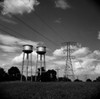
(31, 53), (33, 82)
(43, 54), (46, 71)
(35, 54), (38, 82)
(26, 54), (29, 81)
(21, 52), (25, 82)
(40, 55), (42, 82)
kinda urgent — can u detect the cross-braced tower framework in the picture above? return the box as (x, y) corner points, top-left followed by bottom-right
(21, 45), (33, 81)
(36, 46), (46, 81)
(62, 42), (78, 80)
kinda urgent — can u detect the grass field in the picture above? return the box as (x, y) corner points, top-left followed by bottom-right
(0, 82), (100, 99)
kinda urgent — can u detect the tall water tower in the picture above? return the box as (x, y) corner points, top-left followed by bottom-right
(21, 44), (33, 81)
(36, 46), (46, 81)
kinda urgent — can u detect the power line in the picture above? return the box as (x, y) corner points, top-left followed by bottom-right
(0, 27), (18, 38)
(0, 23), (27, 39)
(13, 16), (59, 46)
(34, 12), (64, 41)
(18, 0), (60, 46)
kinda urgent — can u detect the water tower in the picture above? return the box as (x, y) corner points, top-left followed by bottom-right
(21, 44), (33, 81)
(36, 46), (46, 81)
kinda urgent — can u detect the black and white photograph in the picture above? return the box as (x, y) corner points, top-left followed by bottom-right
(0, 0), (100, 99)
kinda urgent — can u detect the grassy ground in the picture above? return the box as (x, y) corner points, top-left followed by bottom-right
(0, 82), (100, 99)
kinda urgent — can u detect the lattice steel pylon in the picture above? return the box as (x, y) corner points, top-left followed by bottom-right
(62, 42), (79, 80)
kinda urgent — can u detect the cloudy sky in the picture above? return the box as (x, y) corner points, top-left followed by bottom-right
(0, 0), (100, 81)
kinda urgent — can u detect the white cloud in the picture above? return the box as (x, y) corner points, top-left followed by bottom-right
(0, 33), (20, 45)
(87, 50), (100, 59)
(72, 51), (100, 77)
(53, 60), (65, 68)
(53, 47), (65, 56)
(0, 0), (39, 15)
(46, 55), (56, 61)
(53, 44), (81, 57)
(72, 47), (91, 58)
(52, 45), (100, 79)
(12, 51), (37, 64)
(0, 45), (20, 53)
(0, 33), (39, 52)
(46, 45), (100, 79)
(94, 63), (100, 74)
(55, 0), (70, 10)
(12, 53), (24, 63)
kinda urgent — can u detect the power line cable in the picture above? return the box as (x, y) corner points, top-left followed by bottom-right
(13, 15), (59, 46)
(21, 0), (63, 41)
(19, 0), (60, 46)
(34, 12), (64, 41)
(0, 23), (28, 39)
(0, 27), (18, 37)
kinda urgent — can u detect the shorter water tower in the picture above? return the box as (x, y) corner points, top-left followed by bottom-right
(36, 46), (46, 81)
(21, 44), (33, 81)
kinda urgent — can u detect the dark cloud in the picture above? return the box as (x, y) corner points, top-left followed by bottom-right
(91, 0), (100, 5)
(0, 1), (3, 13)
(0, 0), (4, 2)
(88, 0), (100, 10)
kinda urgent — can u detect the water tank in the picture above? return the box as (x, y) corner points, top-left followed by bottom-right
(37, 46), (46, 54)
(23, 45), (33, 53)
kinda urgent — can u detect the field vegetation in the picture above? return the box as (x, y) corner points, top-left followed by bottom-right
(0, 82), (100, 99)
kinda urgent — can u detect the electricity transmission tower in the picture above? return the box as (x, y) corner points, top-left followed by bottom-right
(62, 41), (79, 80)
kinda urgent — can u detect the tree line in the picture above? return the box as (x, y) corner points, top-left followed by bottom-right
(0, 66), (57, 82)
(0, 66), (100, 82)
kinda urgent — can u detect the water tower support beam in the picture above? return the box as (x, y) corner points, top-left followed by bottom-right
(35, 53), (38, 82)
(31, 53), (33, 82)
(21, 52), (25, 81)
(26, 54), (29, 81)
(44, 54), (46, 71)
(40, 55), (42, 81)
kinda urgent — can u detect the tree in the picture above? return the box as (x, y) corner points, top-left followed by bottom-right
(74, 79), (82, 82)
(37, 67), (46, 81)
(86, 78), (92, 82)
(0, 67), (7, 82)
(43, 69), (57, 82)
(8, 66), (21, 81)
(37, 68), (57, 82)
(63, 77), (71, 82)
(94, 76), (100, 82)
